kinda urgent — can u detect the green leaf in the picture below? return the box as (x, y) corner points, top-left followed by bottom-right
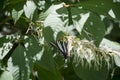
(25, 36), (43, 69)
(35, 62), (62, 80)
(8, 36), (43, 80)
(43, 27), (54, 42)
(24, 0), (36, 20)
(12, 9), (23, 24)
(61, 60), (80, 80)
(34, 46), (62, 80)
(25, 36), (42, 57)
(53, 53), (65, 70)
(36, 47), (55, 72)
(73, 61), (109, 80)
(6, 0), (25, 12)
(57, 7), (105, 44)
(80, 12), (105, 47)
(57, 7), (89, 35)
(11, 44), (29, 80)
(80, 0), (120, 20)
(0, 36), (9, 47)
(73, 11), (90, 34)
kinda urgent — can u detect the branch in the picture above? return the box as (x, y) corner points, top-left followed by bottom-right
(2, 42), (19, 66)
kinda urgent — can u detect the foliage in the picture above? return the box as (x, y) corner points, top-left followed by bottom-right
(0, 0), (120, 80)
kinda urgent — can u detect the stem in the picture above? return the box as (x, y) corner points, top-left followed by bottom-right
(67, 7), (73, 25)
